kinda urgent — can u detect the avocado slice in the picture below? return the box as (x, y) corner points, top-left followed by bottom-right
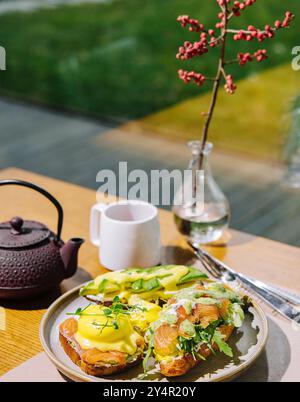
(143, 277), (161, 291)
(178, 267), (208, 284)
(79, 278), (120, 296)
(79, 281), (99, 296)
(131, 277), (162, 292)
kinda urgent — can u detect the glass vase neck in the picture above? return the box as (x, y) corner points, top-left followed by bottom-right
(188, 141), (213, 157)
(188, 141), (213, 171)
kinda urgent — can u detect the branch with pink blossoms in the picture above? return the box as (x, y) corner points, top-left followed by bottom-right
(176, 0), (295, 168)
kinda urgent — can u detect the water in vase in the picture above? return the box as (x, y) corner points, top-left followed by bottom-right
(173, 204), (229, 244)
(172, 141), (230, 244)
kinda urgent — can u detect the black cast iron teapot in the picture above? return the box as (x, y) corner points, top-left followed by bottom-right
(0, 180), (84, 299)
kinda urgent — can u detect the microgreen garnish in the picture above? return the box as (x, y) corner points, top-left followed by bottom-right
(66, 296), (147, 333)
(177, 319), (233, 359)
(103, 308), (112, 316)
(66, 303), (92, 316)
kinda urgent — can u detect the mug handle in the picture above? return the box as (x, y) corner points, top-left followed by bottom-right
(90, 203), (107, 247)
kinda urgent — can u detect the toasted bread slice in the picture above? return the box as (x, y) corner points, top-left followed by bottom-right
(59, 318), (144, 376)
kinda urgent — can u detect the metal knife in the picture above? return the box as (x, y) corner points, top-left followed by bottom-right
(189, 243), (300, 324)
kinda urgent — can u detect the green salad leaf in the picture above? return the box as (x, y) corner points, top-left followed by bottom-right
(212, 330), (233, 357)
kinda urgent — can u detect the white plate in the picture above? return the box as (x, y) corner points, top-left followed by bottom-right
(40, 283), (268, 382)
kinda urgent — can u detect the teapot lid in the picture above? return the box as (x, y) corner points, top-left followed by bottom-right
(0, 216), (51, 249)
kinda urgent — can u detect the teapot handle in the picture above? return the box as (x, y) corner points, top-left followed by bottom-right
(0, 179), (63, 242)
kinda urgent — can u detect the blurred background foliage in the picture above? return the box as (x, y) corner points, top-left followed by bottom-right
(0, 0), (300, 245)
(0, 0), (299, 120)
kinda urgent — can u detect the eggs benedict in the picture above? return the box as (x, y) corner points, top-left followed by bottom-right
(58, 268), (247, 378)
(59, 302), (145, 376)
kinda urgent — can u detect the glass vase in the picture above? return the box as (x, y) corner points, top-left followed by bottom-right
(173, 141), (230, 244)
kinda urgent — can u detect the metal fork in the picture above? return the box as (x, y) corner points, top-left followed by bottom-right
(188, 240), (300, 305)
(202, 245), (300, 306)
(188, 241), (300, 324)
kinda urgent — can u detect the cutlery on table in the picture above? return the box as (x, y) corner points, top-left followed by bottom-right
(188, 241), (300, 324)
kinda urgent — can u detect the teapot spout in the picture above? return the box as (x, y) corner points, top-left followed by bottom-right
(61, 238), (84, 278)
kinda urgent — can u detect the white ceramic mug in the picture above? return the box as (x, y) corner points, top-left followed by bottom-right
(90, 200), (161, 270)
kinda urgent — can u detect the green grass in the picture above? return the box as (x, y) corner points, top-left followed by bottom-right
(0, 0), (299, 119)
(123, 63), (300, 162)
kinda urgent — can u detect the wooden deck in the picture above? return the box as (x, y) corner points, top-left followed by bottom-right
(0, 97), (299, 247)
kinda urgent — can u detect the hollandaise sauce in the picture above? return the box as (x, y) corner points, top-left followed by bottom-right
(74, 305), (143, 356)
(80, 265), (208, 303)
(127, 295), (162, 332)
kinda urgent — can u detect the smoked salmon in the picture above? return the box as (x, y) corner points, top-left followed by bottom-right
(59, 316), (144, 376)
(147, 282), (245, 377)
(154, 324), (179, 356)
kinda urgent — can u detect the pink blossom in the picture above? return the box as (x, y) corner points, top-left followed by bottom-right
(224, 75), (237, 94)
(177, 15), (205, 32)
(233, 12), (294, 43)
(237, 49), (267, 65)
(178, 69), (206, 87)
(176, 3), (294, 96)
(176, 37), (208, 60)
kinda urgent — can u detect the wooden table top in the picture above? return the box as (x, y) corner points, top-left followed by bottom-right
(0, 167), (300, 376)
